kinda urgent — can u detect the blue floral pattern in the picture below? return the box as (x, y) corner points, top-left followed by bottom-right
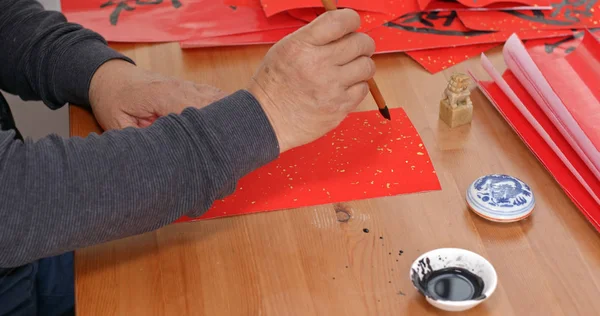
(472, 174), (533, 209)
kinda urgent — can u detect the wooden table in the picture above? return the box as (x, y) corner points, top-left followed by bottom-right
(71, 42), (600, 315)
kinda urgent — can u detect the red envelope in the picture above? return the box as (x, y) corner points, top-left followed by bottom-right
(175, 108), (441, 222)
(62, 0), (304, 42)
(458, 0), (600, 30)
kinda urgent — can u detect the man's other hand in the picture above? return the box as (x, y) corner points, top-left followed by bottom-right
(247, 9), (376, 153)
(89, 59), (226, 130)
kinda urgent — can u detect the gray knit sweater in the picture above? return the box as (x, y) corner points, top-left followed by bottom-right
(0, 0), (279, 267)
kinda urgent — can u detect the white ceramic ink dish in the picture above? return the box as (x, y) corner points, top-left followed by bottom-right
(409, 248), (498, 312)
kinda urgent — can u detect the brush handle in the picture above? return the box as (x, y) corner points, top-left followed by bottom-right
(367, 79), (387, 110)
(321, 0), (337, 10)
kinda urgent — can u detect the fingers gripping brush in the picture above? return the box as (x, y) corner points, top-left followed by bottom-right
(320, 0), (391, 120)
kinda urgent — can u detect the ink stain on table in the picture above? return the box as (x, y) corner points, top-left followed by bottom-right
(399, 250), (404, 256)
(412, 258), (485, 302)
(363, 228), (370, 233)
(379, 236), (384, 240)
(229, 5), (237, 10)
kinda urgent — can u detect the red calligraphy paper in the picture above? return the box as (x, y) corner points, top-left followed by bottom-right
(287, 8), (397, 33)
(174, 108), (441, 222)
(458, 0), (600, 31)
(180, 27), (299, 48)
(406, 43), (500, 73)
(426, 1), (552, 11)
(367, 12), (571, 52)
(525, 28), (600, 54)
(527, 30), (600, 177)
(62, 0), (304, 43)
(419, 0), (551, 10)
(259, 0), (409, 17)
(472, 57), (600, 232)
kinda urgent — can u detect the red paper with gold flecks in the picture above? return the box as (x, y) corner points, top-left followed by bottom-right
(406, 43), (500, 73)
(458, 0), (600, 31)
(419, 0), (551, 10)
(259, 0), (413, 17)
(175, 108), (440, 222)
(62, 0), (304, 42)
(287, 8), (398, 33)
(367, 12), (571, 52)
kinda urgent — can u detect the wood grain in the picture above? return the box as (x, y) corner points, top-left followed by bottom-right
(72, 42), (600, 315)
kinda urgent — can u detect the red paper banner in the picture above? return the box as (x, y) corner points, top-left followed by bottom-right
(426, 1), (552, 11)
(472, 29), (600, 232)
(180, 27), (299, 48)
(368, 11), (571, 52)
(62, 0), (304, 42)
(259, 0), (407, 17)
(525, 28), (600, 54)
(473, 69), (600, 232)
(287, 8), (397, 33)
(406, 43), (500, 73)
(458, 0), (600, 30)
(529, 29), (600, 158)
(175, 108), (441, 222)
(419, 0), (551, 10)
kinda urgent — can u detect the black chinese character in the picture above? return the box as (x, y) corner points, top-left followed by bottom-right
(551, 0), (597, 22)
(384, 11), (495, 36)
(543, 27), (600, 53)
(504, 0), (597, 25)
(101, 0), (182, 25)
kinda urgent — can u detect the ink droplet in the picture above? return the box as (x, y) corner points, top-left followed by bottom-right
(363, 228), (370, 233)
(379, 236), (384, 240)
(399, 250), (404, 256)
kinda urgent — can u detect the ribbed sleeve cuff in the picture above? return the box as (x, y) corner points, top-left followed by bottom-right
(189, 89), (280, 180)
(52, 39), (135, 109)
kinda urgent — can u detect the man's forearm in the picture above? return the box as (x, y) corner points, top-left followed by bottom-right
(0, 90), (280, 267)
(0, 0), (133, 108)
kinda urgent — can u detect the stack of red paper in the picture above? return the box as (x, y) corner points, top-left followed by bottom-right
(61, 0), (599, 73)
(471, 29), (600, 231)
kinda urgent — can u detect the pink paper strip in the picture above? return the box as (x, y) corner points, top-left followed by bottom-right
(503, 34), (600, 182)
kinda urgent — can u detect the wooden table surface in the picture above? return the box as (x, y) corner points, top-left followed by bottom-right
(71, 42), (600, 315)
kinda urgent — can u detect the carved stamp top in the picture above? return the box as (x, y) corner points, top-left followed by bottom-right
(447, 73), (471, 94)
(442, 73), (472, 108)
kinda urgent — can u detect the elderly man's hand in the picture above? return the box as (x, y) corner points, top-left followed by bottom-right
(88, 59), (226, 130)
(248, 9), (376, 153)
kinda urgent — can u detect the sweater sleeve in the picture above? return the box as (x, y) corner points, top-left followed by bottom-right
(0, 0), (134, 109)
(0, 90), (280, 267)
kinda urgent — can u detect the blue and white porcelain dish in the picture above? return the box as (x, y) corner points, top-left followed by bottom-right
(466, 174), (535, 222)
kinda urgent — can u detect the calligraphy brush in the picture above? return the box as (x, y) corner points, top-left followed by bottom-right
(320, 0), (391, 121)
